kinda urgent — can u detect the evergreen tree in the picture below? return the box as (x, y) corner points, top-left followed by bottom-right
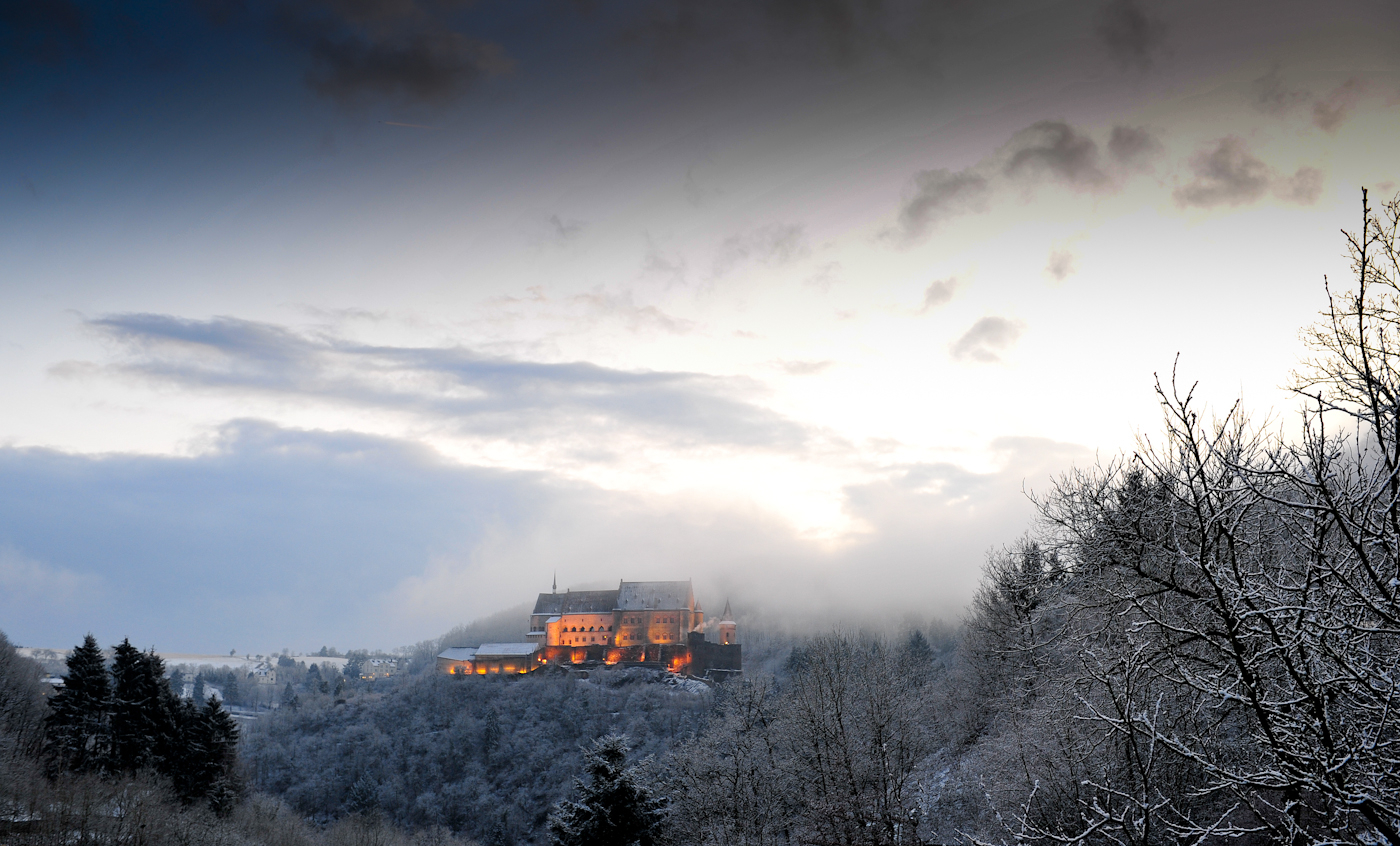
(109, 639), (164, 772)
(547, 735), (667, 846)
(347, 774), (379, 817)
(900, 628), (934, 666)
(44, 634), (112, 774)
(198, 694), (241, 816)
(280, 682), (299, 711)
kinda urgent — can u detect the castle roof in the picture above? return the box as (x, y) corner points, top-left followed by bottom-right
(531, 580), (699, 615)
(618, 580), (694, 611)
(532, 589), (619, 615)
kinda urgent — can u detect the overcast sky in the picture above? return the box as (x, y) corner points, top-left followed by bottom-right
(3, 0), (1398, 654)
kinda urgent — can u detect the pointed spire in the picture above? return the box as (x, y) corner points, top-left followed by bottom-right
(552, 572), (557, 594)
(722, 599), (733, 620)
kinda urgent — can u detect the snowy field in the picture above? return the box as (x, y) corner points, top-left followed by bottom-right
(17, 647), (350, 673)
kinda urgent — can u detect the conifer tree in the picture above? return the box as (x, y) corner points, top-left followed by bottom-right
(548, 735), (667, 846)
(280, 681), (299, 711)
(109, 639), (163, 773)
(198, 694), (241, 816)
(44, 634), (112, 774)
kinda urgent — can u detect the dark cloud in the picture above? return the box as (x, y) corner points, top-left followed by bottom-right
(0, 422), (561, 650)
(1045, 249), (1076, 281)
(1094, 0), (1167, 71)
(203, 0), (513, 104)
(76, 313), (807, 451)
(1275, 166), (1324, 205)
(1172, 137), (1272, 208)
(623, 0), (969, 78)
(920, 278), (959, 312)
(894, 168), (990, 242)
(950, 316), (1022, 363)
(1312, 77), (1365, 132)
(1003, 121), (1108, 189)
(1107, 125), (1162, 169)
(305, 29), (511, 104)
(1251, 65), (1310, 115)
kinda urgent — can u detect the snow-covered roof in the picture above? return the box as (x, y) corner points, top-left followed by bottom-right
(618, 580), (694, 611)
(474, 643), (539, 658)
(437, 647), (479, 662)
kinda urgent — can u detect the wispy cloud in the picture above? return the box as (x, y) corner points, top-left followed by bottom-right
(1251, 65), (1310, 115)
(713, 223), (809, 276)
(1276, 166), (1324, 205)
(920, 278), (959, 312)
(1312, 77), (1366, 132)
(1045, 249), (1077, 281)
(70, 313), (810, 451)
(569, 288), (694, 334)
(893, 169), (990, 242)
(1003, 121), (1109, 189)
(776, 359), (834, 376)
(549, 214), (586, 241)
(951, 316), (1023, 363)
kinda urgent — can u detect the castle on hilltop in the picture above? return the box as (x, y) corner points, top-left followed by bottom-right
(437, 579), (740, 678)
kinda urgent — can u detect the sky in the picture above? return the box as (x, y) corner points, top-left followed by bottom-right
(3, 0), (1399, 654)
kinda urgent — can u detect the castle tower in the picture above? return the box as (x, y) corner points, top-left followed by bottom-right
(718, 600), (737, 646)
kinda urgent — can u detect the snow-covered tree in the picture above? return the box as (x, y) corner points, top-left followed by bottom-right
(44, 633), (112, 775)
(548, 734), (667, 846)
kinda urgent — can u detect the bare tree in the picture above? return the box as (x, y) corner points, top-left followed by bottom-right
(1025, 191), (1400, 846)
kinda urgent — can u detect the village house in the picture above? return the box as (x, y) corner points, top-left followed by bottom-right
(359, 658), (399, 680)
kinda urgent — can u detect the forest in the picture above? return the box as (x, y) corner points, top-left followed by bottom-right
(2, 192), (1399, 846)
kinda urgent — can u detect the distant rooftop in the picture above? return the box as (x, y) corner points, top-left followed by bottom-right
(437, 647), (478, 662)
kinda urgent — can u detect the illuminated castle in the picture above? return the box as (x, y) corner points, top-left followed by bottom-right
(437, 579), (740, 677)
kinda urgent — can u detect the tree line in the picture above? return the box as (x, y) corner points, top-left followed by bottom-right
(43, 634), (242, 813)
